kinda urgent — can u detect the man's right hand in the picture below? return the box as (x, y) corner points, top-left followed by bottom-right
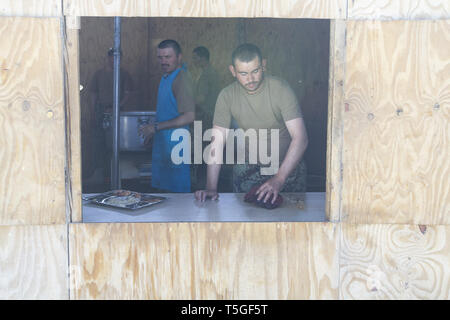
(194, 190), (219, 202)
(138, 124), (155, 145)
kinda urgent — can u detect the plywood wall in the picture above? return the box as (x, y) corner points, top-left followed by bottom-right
(0, 0), (61, 17)
(340, 224), (450, 299)
(342, 20), (450, 225)
(0, 0), (449, 301)
(64, 0), (346, 19)
(69, 222), (339, 299)
(348, 0), (450, 20)
(0, 225), (68, 299)
(70, 222), (450, 300)
(0, 17), (66, 225)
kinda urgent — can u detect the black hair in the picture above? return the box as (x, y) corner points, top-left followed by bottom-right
(158, 39), (182, 56)
(231, 43), (262, 66)
(193, 46), (210, 61)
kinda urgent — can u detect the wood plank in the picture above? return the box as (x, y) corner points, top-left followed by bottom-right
(64, 0), (346, 18)
(349, 0), (450, 20)
(0, 17), (66, 225)
(64, 24), (82, 222)
(0, 225), (68, 299)
(342, 20), (450, 225)
(340, 223), (450, 299)
(0, 0), (61, 17)
(326, 20), (346, 222)
(260, 0), (346, 19)
(69, 223), (339, 299)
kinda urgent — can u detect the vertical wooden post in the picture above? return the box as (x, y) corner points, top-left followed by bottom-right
(326, 20), (346, 222)
(64, 16), (82, 222)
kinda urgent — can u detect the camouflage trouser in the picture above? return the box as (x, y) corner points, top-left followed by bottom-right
(232, 159), (307, 193)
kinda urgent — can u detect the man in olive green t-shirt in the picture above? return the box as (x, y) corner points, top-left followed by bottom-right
(195, 43), (308, 204)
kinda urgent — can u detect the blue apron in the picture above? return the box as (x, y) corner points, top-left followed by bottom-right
(151, 66), (191, 192)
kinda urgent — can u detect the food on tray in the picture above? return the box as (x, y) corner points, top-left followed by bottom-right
(85, 190), (165, 210)
(114, 190), (134, 197)
(103, 195), (141, 206)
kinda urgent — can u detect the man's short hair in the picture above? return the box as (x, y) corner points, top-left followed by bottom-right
(193, 46), (210, 61)
(158, 39), (182, 56)
(231, 43), (262, 66)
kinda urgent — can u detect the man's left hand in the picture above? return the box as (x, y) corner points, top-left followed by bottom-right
(256, 175), (286, 204)
(138, 124), (155, 145)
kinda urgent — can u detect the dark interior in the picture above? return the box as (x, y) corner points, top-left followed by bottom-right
(79, 17), (330, 194)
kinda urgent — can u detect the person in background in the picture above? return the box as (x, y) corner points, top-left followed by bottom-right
(87, 48), (134, 186)
(195, 43), (308, 203)
(139, 39), (195, 192)
(191, 46), (221, 190)
(192, 46), (221, 133)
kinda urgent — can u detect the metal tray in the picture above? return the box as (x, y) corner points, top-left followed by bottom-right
(83, 190), (165, 210)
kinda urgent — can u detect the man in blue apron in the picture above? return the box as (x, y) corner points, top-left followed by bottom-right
(139, 40), (195, 192)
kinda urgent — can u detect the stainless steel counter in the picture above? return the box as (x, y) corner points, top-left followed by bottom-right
(82, 192), (326, 223)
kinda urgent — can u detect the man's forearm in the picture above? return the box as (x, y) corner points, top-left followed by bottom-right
(157, 112), (194, 130)
(206, 163), (222, 191)
(204, 125), (228, 191)
(275, 137), (308, 182)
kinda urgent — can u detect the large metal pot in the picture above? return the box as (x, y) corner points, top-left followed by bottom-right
(104, 111), (156, 151)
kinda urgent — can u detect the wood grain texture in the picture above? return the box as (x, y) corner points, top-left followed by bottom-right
(0, 225), (68, 299)
(0, 17), (66, 225)
(69, 223), (339, 299)
(342, 20), (450, 225)
(0, 0), (61, 17)
(340, 224), (450, 299)
(326, 20), (346, 222)
(64, 0), (346, 18)
(64, 26), (82, 222)
(348, 0), (450, 20)
(259, 0), (346, 19)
